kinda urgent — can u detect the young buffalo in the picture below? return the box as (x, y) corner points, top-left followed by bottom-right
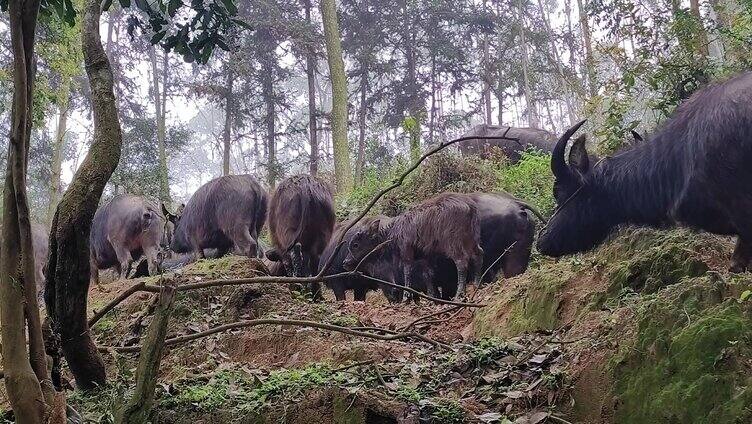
(90, 195), (164, 285)
(537, 72), (752, 271)
(343, 193), (484, 300)
(410, 192), (539, 299)
(167, 174), (268, 260)
(319, 216), (395, 301)
(266, 175), (335, 297)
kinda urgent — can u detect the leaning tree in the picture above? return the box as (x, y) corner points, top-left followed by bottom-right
(0, 0), (247, 417)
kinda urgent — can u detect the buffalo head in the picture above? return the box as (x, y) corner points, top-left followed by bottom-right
(161, 203), (184, 251)
(342, 219), (385, 271)
(537, 120), (615, 257)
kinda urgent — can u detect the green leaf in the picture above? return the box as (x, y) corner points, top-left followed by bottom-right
(219, 0), (237, 15)
(167, 0), (181, 16)
(150, 31), (166, 45)
(738, 290), (751, 302)
(231, 17), (252, 30)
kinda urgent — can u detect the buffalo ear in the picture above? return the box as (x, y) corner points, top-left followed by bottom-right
(265, 249), (282, 262)
(568, 135), (590, 175)
(630, 130), (644, 144)
(367, 218), (381, 235)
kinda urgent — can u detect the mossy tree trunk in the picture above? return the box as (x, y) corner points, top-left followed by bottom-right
(222, 57), (234, 177)
(304, 0), (319, 176)
(320, 0), (353, 192)
(48, 85), (69, 225)
(45, 0), (123, 390)
(150, 45), (171, 201)
(2, 0), (57, 419)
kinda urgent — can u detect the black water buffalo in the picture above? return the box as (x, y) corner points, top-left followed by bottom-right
(537, 72), (752, 272)
(266, 175), (335, 297)
(343, 192), (484, 300)
(319, 216), (392, 301)
(458, 125), (556, 162)
(90, 195), (164, 284)
(167, 174), (267, 260)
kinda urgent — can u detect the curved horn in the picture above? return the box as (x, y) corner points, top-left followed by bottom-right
(552, 119), (587, 179)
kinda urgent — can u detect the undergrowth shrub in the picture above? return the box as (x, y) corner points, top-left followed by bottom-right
(337, 149), (554, 218)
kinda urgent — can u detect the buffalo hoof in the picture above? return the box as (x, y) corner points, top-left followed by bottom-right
(729, 263), (749, 273)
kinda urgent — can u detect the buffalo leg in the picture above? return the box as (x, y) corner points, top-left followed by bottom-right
(731, 237), (752, 272)
(111, 243), (133, 280)
(291, 243), (304, 277)
(354, 286), (367, 301)
(454, 258), (469, 299)
(143, 244), (159, 276)
(471, 246), (485, 288)
(332, 283), (347, 301)
(307, 253), (323, 301)
(231, 224), (257, 258)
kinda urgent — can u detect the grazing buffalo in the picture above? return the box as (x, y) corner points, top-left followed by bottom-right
(167, 174), (268, 259)
(458, 125), (556, 162)
(343, 192), (484, 300)
(90, 195), (164, 284)
(319, 216), (392, 301)
(266, 175), (335, 297)
(537, 72), (752, 272)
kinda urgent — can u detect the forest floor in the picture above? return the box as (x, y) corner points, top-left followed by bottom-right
(1, 227), (751, 423)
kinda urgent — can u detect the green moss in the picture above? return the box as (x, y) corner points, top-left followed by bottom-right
(474, 265), (574, 337)
(614, 275), (752, 424)
(600, 228), (712, 295)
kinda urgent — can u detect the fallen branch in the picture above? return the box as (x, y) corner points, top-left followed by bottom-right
(357, 273), (486, 308)
(99, 319), (452, 353)
(88, 281), (147, 327)
(401, 306), (461, 332)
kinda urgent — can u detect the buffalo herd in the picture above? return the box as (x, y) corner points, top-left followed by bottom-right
(29, 72), (751, 303)
(84, 173), (542, 301)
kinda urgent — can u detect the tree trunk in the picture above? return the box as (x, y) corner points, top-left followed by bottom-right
(150, 46), (170, 201)
(576, 0), (597, 96)
(428, 53), (437, 145)
(481, 0), (492, 125)
(260, 48), (276, 187)
(355, 70), (368, 184)
(2, 0), (53, 419)
(536, 0), (578, 124)
(320, 0), (353, 192)
(48, 86), (69, 225)
(518, 0), (539, 128)
(689, 0), (710, 57)
(223, 58), (234, 177)
(304, 0), (319, 176)
(402, 0), (422, 162)
(117, 283), (176, 424)
(45, 0), (122, 390)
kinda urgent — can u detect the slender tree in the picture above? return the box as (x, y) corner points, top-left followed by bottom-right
(320, 0), (353, 191)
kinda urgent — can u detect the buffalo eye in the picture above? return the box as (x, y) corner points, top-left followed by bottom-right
(351, 242), (359, 250)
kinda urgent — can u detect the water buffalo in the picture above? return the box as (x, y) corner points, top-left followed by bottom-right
(537, 72), (752, 272)
(319, 216), (392, 301)
(90, 195), (165, 285)
(458, 125), (556, 162)
(167, 174), (268, 260)
(266, 175), (335, 297)
(407, 192), (540, 299)
(343, 192), (484, 300)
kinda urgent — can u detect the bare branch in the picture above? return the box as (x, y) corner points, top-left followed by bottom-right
(99, 319), (452, 353)
(356, 273), (487, 308)
(88, 281), (147, 327)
